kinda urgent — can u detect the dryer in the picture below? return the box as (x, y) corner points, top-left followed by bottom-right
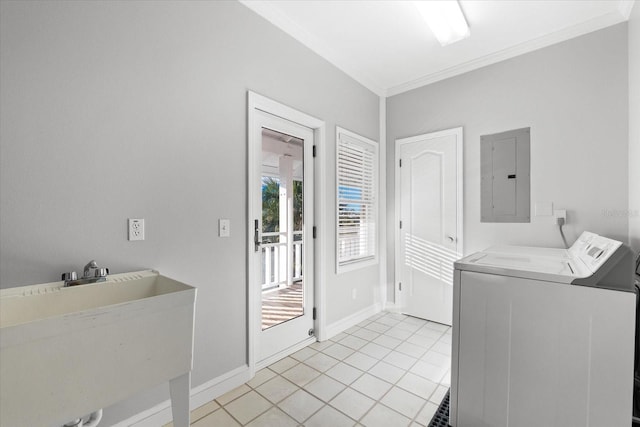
(451, 232), (636, 427)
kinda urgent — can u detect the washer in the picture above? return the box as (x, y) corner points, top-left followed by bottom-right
(451, 232), (636, 427)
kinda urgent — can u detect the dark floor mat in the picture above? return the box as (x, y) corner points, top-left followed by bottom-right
(428, 389), (450, 427)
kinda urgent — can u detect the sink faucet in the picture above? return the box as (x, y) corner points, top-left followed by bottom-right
(62, 260), (109, 287)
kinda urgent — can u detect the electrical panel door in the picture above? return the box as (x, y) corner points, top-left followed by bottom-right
(481, 128), (530, 223)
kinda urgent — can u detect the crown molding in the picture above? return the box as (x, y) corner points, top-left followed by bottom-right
(386, 10), (628, 97)
(239, 0), (386, 97)
(239, 0), (630, 99)
(619, 0), (636, 19)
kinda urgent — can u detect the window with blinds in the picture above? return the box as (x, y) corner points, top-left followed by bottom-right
(336, 127), (378, 271)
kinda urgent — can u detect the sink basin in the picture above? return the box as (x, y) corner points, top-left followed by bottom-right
(0, 270), (196, 427)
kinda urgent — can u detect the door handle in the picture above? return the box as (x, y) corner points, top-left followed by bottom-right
(254, 219), (261, 252)
(447, 236), (456, 243)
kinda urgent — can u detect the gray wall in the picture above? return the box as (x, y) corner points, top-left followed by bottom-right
(630, 4), (640, 253)
(0, 1), (380, 424)
(386, 24), (629, 298)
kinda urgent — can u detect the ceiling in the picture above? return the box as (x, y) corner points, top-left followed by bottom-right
(262, 129), (304, 180)
(240, 0), (635, 97)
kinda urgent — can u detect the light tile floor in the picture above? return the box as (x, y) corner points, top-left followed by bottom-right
(165, 311), (451, 427)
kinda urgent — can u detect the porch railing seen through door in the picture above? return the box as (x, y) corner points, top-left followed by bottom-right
(261, 231), (303, 290)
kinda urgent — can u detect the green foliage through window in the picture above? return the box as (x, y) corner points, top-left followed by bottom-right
(262, 177), (303, 235)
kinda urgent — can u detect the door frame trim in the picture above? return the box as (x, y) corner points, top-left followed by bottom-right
(394, 127), (463, 308)
(247, 91), (327, 377)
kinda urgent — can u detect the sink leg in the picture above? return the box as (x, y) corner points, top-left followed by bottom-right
(169, 373), (191, 427)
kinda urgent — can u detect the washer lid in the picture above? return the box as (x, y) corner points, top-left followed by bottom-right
(455, 232), (630, 289)
(456, 249), (586, 283)
(465, 252), (575, 274)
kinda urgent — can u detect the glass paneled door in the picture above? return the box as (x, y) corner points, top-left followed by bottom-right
(251, 109), (314, 365)
(261, 129), (305, 330)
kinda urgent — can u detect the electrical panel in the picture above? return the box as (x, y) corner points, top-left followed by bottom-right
(481, 127), (530, 223)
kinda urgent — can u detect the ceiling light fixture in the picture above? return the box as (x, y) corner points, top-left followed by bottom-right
(415, 0), (470, 46)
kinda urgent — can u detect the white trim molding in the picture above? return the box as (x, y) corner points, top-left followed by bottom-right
(378, 97), (387, 309)
(323, 303), (383, 340)
(240, 0), (630, 99)
(114, 365), (251, 427)
(619, 0), (635, 19)
(394, 127), (464, 308)
(256, 337), (316, 371)
(335, 126), (379, 274)
(247, 91), (327, 372)
(387, 11), (630, 97)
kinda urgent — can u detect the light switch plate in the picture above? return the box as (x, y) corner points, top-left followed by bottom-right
(219, 219), (230, 237)
(535, 201), (553, 216)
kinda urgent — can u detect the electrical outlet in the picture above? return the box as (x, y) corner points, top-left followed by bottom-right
(554, 209), (567, 222)
(128, 218), (145, 241)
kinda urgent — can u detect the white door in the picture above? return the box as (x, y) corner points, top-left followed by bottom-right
(251, 109), (315, 365)
(396, 128), (463, 325)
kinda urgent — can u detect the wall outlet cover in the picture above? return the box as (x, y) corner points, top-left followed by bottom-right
(128, 218), (145, 241)
(554, 209), (567, 221)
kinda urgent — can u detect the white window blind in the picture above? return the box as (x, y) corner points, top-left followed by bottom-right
(336, 128), (378, 270)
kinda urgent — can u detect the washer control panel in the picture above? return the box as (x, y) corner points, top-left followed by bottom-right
(570, 231), (623, 274)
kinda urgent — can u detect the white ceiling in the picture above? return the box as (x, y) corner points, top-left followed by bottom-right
(262, 129), (304, 180)
(240, 0), (635, 97)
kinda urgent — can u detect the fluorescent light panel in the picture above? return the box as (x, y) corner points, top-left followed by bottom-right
(415, 0), (470, 46)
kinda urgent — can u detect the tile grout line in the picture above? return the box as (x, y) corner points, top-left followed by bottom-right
(346, 315), (450, 425)
(191, 312), (451, 427)
(319, 315), (444, 425)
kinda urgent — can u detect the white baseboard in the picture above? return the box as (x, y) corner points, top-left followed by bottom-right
(256, 336), (316, 371)
(383, 301), (400, 312)
(113, 365), (251, 427)
(322, 303), (382, 341)
(114, 304), (383, 426)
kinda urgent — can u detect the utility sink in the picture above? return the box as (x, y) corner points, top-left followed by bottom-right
(0, 270), (197, 427)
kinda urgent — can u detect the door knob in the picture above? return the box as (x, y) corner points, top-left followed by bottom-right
(447, 236), (456, 243)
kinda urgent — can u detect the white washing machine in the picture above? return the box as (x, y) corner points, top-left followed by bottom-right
(451, 232), (636, 427)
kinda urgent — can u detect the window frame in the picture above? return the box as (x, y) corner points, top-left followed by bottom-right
(335, 126), (379, 274)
